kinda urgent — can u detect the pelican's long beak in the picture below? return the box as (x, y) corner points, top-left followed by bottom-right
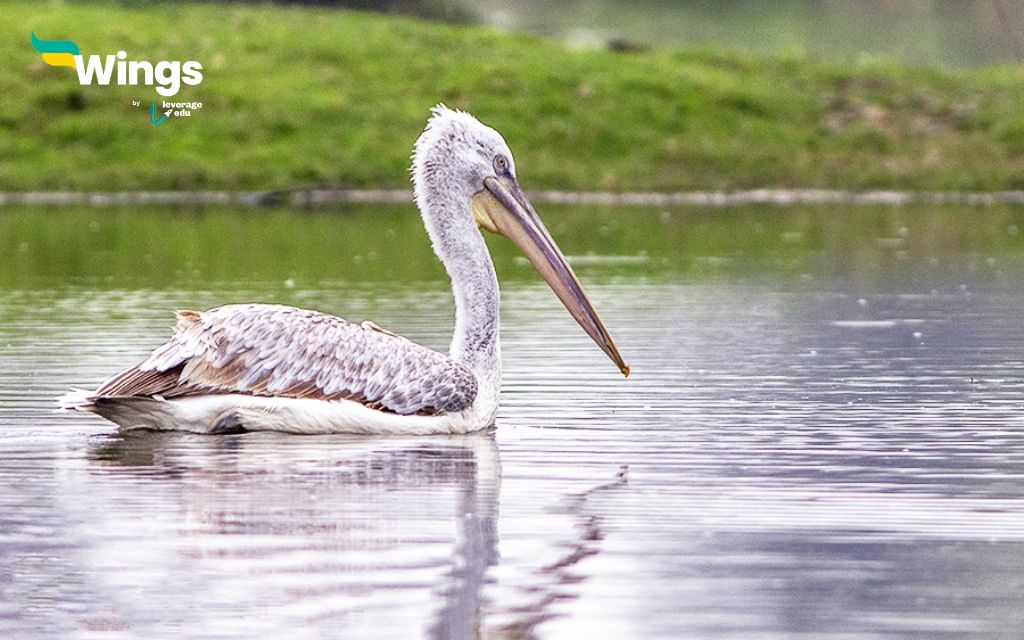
(472, 175), (629, 376)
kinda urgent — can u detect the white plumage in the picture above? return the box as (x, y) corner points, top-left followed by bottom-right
(61, 105), (626, 434)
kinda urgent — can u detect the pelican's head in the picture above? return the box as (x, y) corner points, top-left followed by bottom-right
(412, 105), (629, 376)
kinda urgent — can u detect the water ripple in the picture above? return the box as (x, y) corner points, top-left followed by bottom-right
(1, 275), (1024, 639)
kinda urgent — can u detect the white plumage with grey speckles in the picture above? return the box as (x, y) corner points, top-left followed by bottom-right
(60, 105), (627, 434)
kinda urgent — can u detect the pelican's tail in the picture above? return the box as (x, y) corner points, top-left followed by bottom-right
(58, 387), (98, 412)
(57, 391), (246, 433)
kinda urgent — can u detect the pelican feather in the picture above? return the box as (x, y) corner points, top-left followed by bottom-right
(93, 304), (478, 417)
(60, 106), (625, 434)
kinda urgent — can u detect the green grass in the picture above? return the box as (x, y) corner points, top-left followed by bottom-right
(3, 1), (1024, 192)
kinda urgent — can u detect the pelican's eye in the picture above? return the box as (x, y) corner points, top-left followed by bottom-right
(493, 155), (509, 175)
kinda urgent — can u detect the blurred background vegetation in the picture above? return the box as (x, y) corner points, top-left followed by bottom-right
(249, 0), (1024, 68)
(1, 0), (1024, 192)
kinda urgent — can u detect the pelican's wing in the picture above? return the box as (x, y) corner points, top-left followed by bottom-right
(94, 304), (477, 416)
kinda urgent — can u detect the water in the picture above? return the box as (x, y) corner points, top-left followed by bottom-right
(474, 0), (1024, 68)
(2, 204), (1024, 638)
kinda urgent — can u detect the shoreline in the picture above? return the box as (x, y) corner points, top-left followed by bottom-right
(4, 189), (1024, 208)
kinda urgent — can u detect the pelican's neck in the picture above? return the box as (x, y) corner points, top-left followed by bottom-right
(417, 183), (501, 389)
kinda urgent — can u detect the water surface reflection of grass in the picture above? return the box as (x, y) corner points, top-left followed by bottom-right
(2, 204), (1023, 289)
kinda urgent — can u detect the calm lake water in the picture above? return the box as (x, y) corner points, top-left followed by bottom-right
(1, 204), (1023, 638)
(475, 0), (1024, 68)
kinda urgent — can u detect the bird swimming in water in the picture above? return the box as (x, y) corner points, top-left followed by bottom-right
(61, 106), (628, 434)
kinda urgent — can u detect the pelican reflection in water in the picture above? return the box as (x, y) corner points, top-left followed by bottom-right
(62, 105), (628, 434)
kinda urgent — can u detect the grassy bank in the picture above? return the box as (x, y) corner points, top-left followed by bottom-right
(3, 2), (1024, 192)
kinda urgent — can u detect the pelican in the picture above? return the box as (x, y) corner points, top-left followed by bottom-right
(61, 106), (628, 434)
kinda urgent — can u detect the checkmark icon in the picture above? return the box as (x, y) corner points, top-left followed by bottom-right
(149, 102), (170, 127)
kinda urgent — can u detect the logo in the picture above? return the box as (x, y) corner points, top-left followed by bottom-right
(31, 32), (203, 97)
(150, 103), (171, 127)
(31, 31), (78, 68)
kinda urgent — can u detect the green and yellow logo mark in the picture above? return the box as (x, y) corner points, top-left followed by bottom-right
(30, 31), (202, 97)
(31, 31), (80, 69)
